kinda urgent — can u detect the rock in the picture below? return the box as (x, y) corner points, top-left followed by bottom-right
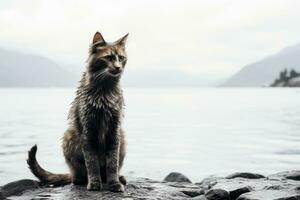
(181, 189), (204, 197)
(196, 177), (218, 190)
(286, 174), (300, 181)
(167, 182), (199, 189)
(0, 179), (40, 197)
(229, 187), (252, 200)
(205, 189), (230, 200)
(198, 172), (300, 199)
(2, 171), (300, 199)
(192, 195), (207, 200)
(264, 185), (285, 190)
(164, 172), (192, 183)
(237, 190), (300, 200)
(2, 178), (199, 200)
(208, 179), (252, 199)
(269, 170), (300, 181)
(0, 192), (5, 200)
(226, 172), (265, 179)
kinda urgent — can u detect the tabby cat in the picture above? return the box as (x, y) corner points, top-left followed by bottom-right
(27, 31), (128, 192)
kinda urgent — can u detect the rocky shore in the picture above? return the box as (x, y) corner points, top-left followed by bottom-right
(1, 171), (300, 200)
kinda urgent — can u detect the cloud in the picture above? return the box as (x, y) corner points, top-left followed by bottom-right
(0, 0), (300, 80)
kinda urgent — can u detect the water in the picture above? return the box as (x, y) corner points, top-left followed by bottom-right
(0, 88), (300, 185)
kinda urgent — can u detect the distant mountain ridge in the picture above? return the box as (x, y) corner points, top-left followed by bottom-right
(0, 48), (77, 87)
(0, 47), (220, 88)
(222, 43), (300, 87)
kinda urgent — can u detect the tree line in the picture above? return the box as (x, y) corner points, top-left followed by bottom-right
(271, 69), (300, 86)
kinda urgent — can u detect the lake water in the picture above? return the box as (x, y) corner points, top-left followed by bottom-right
(0, 88), (300, 185)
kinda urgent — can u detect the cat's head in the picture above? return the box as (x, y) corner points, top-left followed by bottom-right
(87, 31), (128, 84)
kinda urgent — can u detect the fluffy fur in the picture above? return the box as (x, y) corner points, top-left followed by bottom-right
(27, 31), (129, 192)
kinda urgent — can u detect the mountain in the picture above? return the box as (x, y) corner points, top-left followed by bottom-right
(222, 43), (300, 87)
(0, 48), (77, 87)
(0, 47), (218, 87)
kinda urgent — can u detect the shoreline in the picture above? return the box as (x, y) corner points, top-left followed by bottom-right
(1, 171), (300, 200)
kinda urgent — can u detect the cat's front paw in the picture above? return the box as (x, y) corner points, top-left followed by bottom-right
(87, 180), (102, 191)
(108, 182), (125, 192)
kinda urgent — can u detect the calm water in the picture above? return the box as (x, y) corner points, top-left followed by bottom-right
(0, 88), (300, 185)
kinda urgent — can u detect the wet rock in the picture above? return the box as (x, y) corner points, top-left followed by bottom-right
(264, 185), (285, 190)
(205, 189), (230, 200)
(0, 192), (5, 200)
(226, 172), (265, 179)
(167, 181), (199, 189)
(2, 171), (300, 200)
(237, 190), (300, 200)
(181, 189), (204, 197)
(198, 171), (300, 199)
(164, 172), (192, 183)
(3, 178), (199, 200)
(196, 177), (218, 190)
(269, 170), (300, 181)
(193, 195), (207, 200)
(0, 179), (40, 197)
(286, 174), (300, 181)
(209, 179), (252, 199)
(229, 187), (251, 200)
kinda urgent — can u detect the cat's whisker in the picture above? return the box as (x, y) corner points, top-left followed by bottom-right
(94, 71), (107, 81)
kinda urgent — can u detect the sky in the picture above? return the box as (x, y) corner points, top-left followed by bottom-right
(1, 0), (300, 83)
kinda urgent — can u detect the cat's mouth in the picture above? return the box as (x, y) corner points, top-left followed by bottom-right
(108, 70), (122, 77)
(109, 71), (121, 77)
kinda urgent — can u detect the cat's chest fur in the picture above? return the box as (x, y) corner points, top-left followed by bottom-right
(81, 89), (123, 123)
(90, 91), (122, 111)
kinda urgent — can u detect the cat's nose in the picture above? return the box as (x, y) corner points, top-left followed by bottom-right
(113, 63), (122, 71)
(110, 65), (122, 75)
(113, 66), (121, 72)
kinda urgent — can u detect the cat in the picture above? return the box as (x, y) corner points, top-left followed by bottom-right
(27, 31), (128, 192)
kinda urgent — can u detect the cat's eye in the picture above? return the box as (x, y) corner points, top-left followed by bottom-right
(104, 55), (114, 61)
(118, 55), (126, 62)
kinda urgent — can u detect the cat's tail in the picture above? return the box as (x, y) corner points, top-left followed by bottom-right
(27, 145), (71, 186)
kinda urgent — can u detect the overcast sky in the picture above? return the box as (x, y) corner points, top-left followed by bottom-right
(1, 0), (300, 81)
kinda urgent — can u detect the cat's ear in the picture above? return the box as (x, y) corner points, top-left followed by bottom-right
(115, 33), (129, 46)
(92, 32), (105, 44)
